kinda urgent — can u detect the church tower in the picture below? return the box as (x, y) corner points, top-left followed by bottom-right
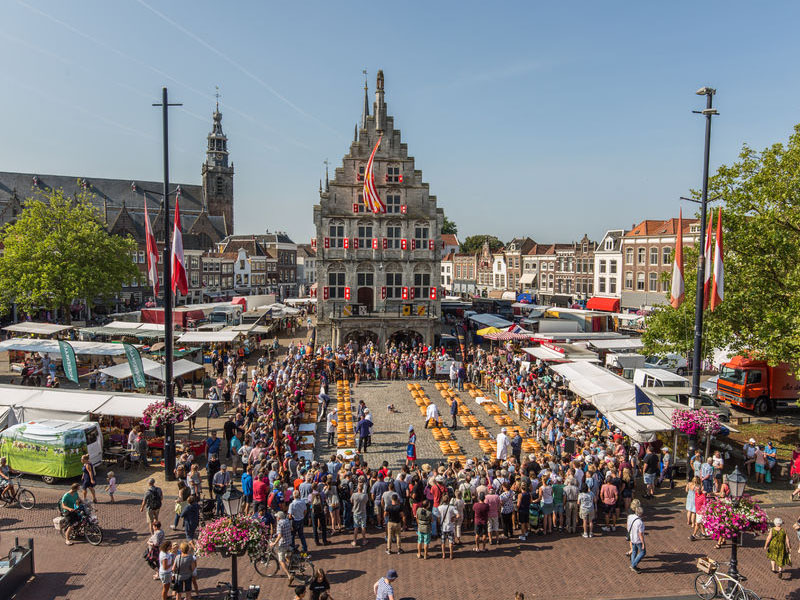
(202, 99), (234, 234)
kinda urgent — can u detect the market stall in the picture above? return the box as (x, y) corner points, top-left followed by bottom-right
(3, 322), (73, 337)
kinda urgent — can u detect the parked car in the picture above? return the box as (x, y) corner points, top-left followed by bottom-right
(644, 354), (689, 375)
(699, 375), (719, 400)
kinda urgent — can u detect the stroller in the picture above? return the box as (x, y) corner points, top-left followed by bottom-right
(199, 498), (216, 523)
(529, 502), (544, 535)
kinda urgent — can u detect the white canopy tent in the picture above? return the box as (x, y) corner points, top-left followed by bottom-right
(523, 346), (566, 361)
(99, 358), (204, 382)
(587, 338), (645, 351)
(92, 394), (207, 419)
(0, 338), (131, 356)
(3, 322), (74, 336)
(177, 330), (242, 344)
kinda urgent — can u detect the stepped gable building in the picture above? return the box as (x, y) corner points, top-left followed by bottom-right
(313, 70), (443, 347)
(0, 105), (234, 305)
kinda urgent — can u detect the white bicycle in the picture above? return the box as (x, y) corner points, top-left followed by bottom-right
(694, 559), (760, 600)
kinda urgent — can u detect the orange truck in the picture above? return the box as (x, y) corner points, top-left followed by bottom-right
(716, 355), (800, 415)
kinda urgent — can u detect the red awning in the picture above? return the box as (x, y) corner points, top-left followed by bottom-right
(586, 297), (620, 312)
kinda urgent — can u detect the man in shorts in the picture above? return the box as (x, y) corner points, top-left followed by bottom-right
(473, 492), (489, 551)
(642, 448), (659, 499)
(438, 495), (459, 560)
(351, 483), (368, 547)
(484, 487), (501, 545)
(271, 511), (294, 582)
(415, 499), (432, 559)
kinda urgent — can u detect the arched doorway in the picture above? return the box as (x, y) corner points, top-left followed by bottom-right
(357, 287), (374, 312)
(344, 329), (379, 350)
(389, 329), (423, 350)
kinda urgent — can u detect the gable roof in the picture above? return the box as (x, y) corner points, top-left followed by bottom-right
(625, 218), (700, 237)
(441, 233), (459, 247)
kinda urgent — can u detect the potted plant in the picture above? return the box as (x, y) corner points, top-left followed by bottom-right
(196, 514), (270, 560)
(670, 408), (722, 436)
(701, 494), (769, 540)
(141, 401), (192, 429)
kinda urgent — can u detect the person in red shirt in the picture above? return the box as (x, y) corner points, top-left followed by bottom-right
(473, 492), (489, 552)
(431, 476), (446, 508)
(252, 474), (269, 514)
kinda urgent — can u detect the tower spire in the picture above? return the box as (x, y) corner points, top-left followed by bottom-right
(206, 91), (228, 168)
(324, 159), (330, 191)
(361, 69), (369, 131)
(375, 69), (385, 134)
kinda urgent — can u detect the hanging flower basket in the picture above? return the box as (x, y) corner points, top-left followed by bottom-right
(701, 494), (769, 540)
(196, 515), (270, 561)
(141, 400), (192, 429)
(670, 408), (722, 436)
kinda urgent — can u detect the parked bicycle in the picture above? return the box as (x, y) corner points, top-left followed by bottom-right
(694, 558), (760, 600)
(253, 544), (314, 584)
(0, 476), (36, 510)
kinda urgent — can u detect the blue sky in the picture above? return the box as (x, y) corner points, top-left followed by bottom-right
(3, 1), (800, 245)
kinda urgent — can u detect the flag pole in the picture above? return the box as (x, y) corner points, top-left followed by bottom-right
(154, 87), (182, 481)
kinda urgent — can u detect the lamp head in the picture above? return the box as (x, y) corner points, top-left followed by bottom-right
(727, 465), (746, 500)
(696, 86), (716, 96)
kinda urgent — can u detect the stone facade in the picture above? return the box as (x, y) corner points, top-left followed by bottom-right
(313, 71), (443, 347)
(452, 253), (477, 296)
(620, 218), (699, 311)
(593, 229), (626, 301)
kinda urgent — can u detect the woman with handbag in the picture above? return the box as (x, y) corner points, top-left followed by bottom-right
(765, 517), (792, 578)
(172, 542), (196, 600)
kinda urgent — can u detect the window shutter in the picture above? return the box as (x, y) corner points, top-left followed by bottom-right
(381, 286), (387, 300)
(323, 286), (329, 300)
(401, 239), (407, 250)
(343, 238), (350, 249)
(429, 239), (434, 250)
(430, 287), (437, 300)
(353, 238), (359, 249)
(372, 238), (378, 250)
(353, 203), (359, 213)
(402, 287), (408, 300)
(410, 287), (416, 299)
(382, 238), (388, 250)
(324, 237), (330, 249)
(411, 239), (416, 250)
(344, 287), (350, 301)
(401, 205), (407, 214)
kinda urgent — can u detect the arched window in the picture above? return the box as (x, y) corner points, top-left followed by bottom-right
(356, 220), (373, 248)
(413, 265), (431, 298)
(215, 176), (225, 195)
(385, 262), (403, 299)
(328, 219), (345, 248)
(327, 264), (346, 298)
(356, 264), (374, 288)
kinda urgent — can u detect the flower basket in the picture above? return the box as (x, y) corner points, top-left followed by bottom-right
(670, 408), (722, 436)
(141, 401), (192, 429)
(196, 515), (270, 561)
(700, 494), (769, 541)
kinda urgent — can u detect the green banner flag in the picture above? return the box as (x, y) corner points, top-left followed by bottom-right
(58, 340), (79, 384)
(123, 343), (147, 389)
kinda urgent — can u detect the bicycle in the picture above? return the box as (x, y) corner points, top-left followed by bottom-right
(253, 544), (314, 584)
(0, 476), (36, 510)
(694, 558), (760, 600)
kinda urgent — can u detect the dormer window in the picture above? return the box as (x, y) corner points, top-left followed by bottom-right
(690, 224), (700, 233)
(605, 238), (613, 250)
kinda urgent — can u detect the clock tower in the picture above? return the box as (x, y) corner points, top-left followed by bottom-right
(202, 99), (234, 234)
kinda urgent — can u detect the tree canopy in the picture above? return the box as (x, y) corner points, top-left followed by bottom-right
(643, 124), (800, 369)
(460, 234), (503, 254)
(441, 216), (458, 236)
(0, 187), (140, 320)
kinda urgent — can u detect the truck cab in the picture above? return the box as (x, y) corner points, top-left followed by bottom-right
(717, 355), (800, 415)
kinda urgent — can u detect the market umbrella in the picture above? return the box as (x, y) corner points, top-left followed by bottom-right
(476, 326), (502, 336)
(149, 342), (166, 352)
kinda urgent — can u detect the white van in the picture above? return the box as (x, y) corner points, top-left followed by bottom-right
(634, 368), (690, 389)
(644, 354), (689, 375)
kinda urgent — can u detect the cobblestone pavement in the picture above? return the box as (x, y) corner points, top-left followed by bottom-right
(4, 486), (800, 600)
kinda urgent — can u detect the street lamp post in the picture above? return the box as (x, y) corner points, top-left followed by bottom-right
(221, 485), (244, 599)
(726, 465), (747, 582)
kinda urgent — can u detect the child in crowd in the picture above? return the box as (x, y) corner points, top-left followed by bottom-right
(106, 470), (117, 503)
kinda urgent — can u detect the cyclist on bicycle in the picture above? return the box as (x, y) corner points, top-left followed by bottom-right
(61, 482), (82, 545)
(0, 457), (15, 502)
(271, 511), (294, 582)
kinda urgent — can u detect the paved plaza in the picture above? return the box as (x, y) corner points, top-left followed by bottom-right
(2, 379), (799, 600)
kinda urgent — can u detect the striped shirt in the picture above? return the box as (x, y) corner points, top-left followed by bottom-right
(275, 518), (291, 548)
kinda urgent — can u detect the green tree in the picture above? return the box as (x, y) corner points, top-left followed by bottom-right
(643, 124), (800, 369)
(460, 234), (503, 254)
(0, 187), (140, 321)
(441, 216), (458, 236)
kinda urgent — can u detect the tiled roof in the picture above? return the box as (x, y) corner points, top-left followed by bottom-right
(625, 218), (700, 237)
(441, 234), (460, 247)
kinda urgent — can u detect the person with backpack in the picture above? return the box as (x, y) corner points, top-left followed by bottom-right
(140, 478), (163, 534)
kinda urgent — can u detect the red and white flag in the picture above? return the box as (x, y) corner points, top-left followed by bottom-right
(669, 209), (685, 309)
(171, 195), (188, 296)
(362, 135), (386, 213)
(143, 198), (159, 296)
(702, 211), (714, 309)
(710, 208), (724, 311)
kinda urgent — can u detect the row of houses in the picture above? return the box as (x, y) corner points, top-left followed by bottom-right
(441, 217), (700, 312)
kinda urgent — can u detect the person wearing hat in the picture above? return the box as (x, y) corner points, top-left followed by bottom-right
(212, 465), (231, 516)
(374, 569), (398, 600)
(658, 447), (674, 490)
(743, 438), (758, 476)
(496, 427), (510, 461)
(406, 426), (417, 469)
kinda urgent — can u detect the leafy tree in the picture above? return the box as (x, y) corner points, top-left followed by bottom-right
(460, 234), (503, 254)
(0, 187), (140, 321)
(643, 124), (800, 369)
(441, 216), (458, 236)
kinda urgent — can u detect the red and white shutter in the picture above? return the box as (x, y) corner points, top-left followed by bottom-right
(353, 203), (359, 213)
(343, 238), (350, 249)
(324, 237), (330, 249)
(353, 238), (359, 249)
(344, 287), (351, 301)
(372, 238), (378, 250)
(401, 239), (407, 250)
(382, 238), (388, 250)
(428, 239), (434, 250)
(402, 287), (409, 300)
(410, 287), (416, 300)
(401, 205), (407, 214)
(381, 287), (387, 300)
(311, 238), (317, 249)
(323, 287), (329, 300)
(430, 287), (437, 300)
(411, 239), (416, 250)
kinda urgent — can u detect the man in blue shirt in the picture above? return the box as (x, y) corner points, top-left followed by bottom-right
(288, 489), (308, 552)
(206, 430), (221, 458)
(356, 417), (372, 454)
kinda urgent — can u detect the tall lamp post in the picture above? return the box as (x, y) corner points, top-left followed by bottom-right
(686, 86), (718, 481)
(221, 484), (244, 599)
(726, 465), (747, 581)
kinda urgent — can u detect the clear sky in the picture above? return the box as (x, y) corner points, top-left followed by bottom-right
(3, 1), (800, 246)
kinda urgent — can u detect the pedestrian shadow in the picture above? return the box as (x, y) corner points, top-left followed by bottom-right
(12, 571), (83, 600)
(326, 568), (366, 583)
(640, 550), (700, 574)
(105, 527), (141, 544)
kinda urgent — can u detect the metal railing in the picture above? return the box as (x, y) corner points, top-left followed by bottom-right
(0, 538), (35, 598)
